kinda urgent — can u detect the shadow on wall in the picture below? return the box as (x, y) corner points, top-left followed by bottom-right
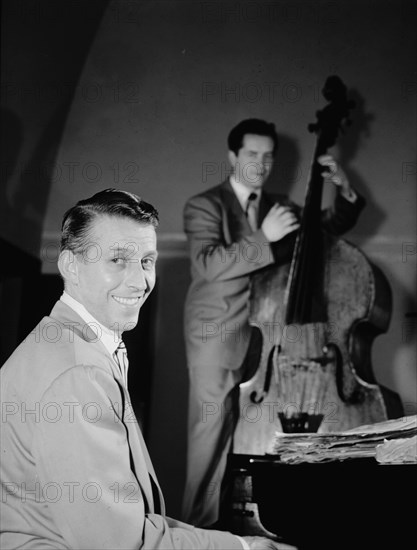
(337, 88), (386, 239)
(1, 0), (111, 257)
(0, 102), (80, 258)
(0, 108), (41, 363)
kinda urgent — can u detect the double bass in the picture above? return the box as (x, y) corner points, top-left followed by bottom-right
(233, 76), (403, 455)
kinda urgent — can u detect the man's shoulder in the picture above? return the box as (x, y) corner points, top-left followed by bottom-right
(185, 180), (231, 206)
(0, 302), (111, 402)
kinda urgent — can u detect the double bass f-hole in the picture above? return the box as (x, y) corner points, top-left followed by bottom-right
(250, 345), (281, 404)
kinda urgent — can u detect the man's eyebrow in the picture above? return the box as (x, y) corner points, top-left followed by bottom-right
(145, 250), (159, 259)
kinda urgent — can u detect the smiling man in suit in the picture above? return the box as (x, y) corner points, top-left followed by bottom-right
(182, 119), (364, 528)
(0, 188), (293, 550)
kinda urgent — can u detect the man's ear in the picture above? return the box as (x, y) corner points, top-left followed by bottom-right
(228, 150), (237, 169)
(58, 249), (79, 285)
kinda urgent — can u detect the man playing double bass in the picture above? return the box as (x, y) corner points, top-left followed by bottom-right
(182, 118), (365, 528)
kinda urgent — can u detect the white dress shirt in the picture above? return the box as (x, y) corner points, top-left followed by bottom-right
(230, 175), (261, 214)
(60, 291), (126, 382)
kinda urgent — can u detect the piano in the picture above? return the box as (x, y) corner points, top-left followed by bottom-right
(219, 453), (415, 550)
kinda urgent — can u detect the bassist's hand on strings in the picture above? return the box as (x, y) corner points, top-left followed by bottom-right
(318, 154), (357, 203)
(261, 204), (299, 242)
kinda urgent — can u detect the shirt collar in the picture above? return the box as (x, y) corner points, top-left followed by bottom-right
(229, 175), (261, 211)
(60, 291), (120, 357)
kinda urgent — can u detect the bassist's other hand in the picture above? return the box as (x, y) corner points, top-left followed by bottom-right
(261, 204), (299, 243)
(318, 154), (357, 203)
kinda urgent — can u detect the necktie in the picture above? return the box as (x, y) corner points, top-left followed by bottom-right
(114, 340), (129, 387)
(245, 192), (258, 231)
(112, 343), (161, 513)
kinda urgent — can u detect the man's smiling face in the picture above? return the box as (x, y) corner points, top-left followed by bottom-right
(69, 214), (157, 335)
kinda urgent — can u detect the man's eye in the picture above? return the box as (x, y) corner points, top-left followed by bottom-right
(142, 258), (155, 269)
(112, 257), (125, 264)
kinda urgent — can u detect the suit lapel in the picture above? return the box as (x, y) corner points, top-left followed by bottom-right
(123, 389), (165, 514)
(258, 190), (276, 225)
(219, 180), (252, 239)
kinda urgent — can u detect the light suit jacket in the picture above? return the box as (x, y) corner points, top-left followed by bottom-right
(183, 179), (365, 370)
(0, 300), (242, 549)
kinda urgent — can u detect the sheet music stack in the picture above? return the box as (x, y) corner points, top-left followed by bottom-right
(270, 415), (417, 464)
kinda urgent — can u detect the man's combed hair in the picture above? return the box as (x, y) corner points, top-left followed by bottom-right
(60, 188), (159, 253)
(228, 118), (279, 155)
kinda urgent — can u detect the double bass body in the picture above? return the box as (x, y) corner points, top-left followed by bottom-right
(234, 234), (396, 455)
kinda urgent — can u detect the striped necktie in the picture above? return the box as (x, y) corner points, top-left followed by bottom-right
(114, 340), (129, 387)
(245, 192), (258, 231)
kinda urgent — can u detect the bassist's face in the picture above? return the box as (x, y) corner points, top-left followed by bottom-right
(228, 134), (275, 191)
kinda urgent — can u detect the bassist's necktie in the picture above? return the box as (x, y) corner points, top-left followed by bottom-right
(245, 192), (258, 231)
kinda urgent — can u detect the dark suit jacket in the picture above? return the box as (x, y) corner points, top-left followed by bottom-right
(183, 179), (364, 370)
(0, 300), (242, 549)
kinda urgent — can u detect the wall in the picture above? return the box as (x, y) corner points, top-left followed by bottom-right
(2, 0), (416, 518)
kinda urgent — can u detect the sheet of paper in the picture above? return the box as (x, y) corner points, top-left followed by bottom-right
(269, 415), (417, 463)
